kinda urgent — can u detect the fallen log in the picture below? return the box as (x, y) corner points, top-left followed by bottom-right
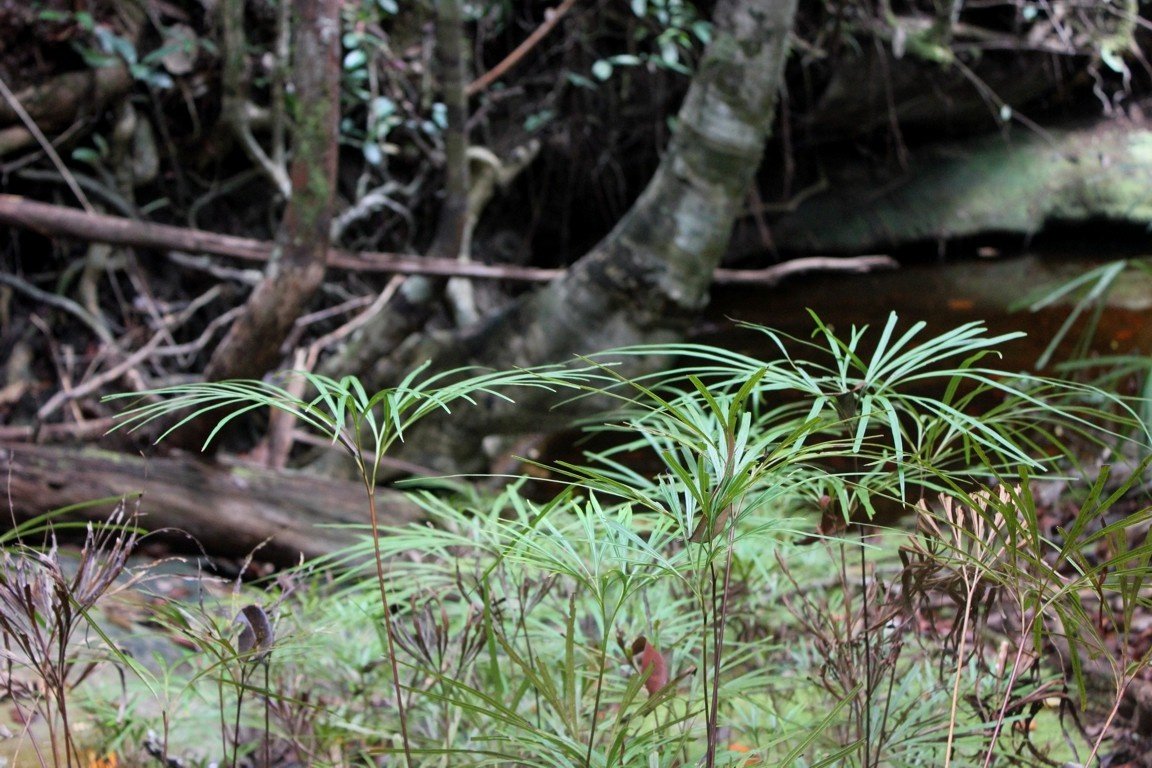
(0, 442), (424, 566)
(737, 122), (1152, 255)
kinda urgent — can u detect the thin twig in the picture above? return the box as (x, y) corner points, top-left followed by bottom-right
(304, 276), (405, 369)
(36, 329), (166, 420)
(0, 74), (94, 214)
(17, 168), (137, 217)
(713, 255), (897, 284)
(167, 252), (262, 285)
(154, 307), (245, 360)
(0, 272), (114, 346)
(466, 0), (579, 96)
(295, 294), (376, 329)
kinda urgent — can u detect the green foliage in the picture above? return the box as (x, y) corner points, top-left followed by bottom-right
(36, 7), (204, 90)
(338, 0), (439, 167)
(6, 315), (1152, 765)
(578, 311), (1146, 518)
(589, 0), (710, 83)
(1014, 256), (1152, 450)
(107, 363), (598, 485)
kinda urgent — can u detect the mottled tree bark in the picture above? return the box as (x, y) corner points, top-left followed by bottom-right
(392, 0), (801, 472)
(175, 0), (341, 452)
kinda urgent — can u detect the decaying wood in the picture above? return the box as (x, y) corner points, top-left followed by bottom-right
(0, 442), (424, 565)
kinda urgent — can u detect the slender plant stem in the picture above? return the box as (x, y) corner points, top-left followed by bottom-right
(706, 525), (739, 768)
(1084, 678), (1131, 766)
(705, 559), (720, 768)
(584, 626), (613, 768)
(857, 527), (873, 768)
(217, 674), (229, 766)
(263, 662), (271, 768)
(698, 579), (713, 763)
(18, 697), (50, 768)
(980, 616), (1036, 768)
(516, 582), (544, 729)
(365, 483), (415, 768)
(54, 633), (76, 768)
(232, 671), (245, 768)
(944, 578), (979, 768)
(876, 641), (900, 755)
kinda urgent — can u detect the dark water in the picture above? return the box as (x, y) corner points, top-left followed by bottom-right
(697, 252), (1152, 371)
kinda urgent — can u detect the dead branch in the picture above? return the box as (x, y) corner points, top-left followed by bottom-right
(0, 271), (115, 344)
(0, 193), (560, 281)
(0, 193), (899, 286)
(0, 75), (94, 212)
(712, 255), (897, 284)
(35, 330), (166, 421)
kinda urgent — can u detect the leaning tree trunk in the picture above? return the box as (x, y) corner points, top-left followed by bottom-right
(390, 0), (800, 473)
(173, 0), (341, 453)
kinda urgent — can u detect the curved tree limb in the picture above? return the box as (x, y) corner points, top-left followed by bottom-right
(390, 0), (802, 473)
(219, 0), (290, 196)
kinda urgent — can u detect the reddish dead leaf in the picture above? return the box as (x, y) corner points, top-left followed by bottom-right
(632, 636), (669, 694)
(798, 494), (844, 545)
(689, 504), (732, 543)
(816, 494), (845, 536)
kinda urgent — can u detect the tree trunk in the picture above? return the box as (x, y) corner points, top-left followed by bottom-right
(174, 0), (342, 452)
(0, 443), (423, 565)
(389, 0), (800, 473)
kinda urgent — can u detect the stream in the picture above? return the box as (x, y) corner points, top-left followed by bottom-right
(699, 250), (1152, 371)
